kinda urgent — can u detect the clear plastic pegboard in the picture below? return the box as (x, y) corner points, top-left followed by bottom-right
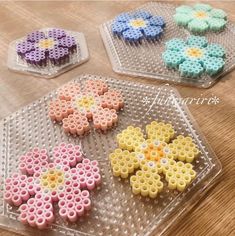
(0, 74), (221, 236)
(100, 2), (235, 88)
(7, 28), (89, 79)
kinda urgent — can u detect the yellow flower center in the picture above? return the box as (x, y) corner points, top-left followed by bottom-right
(38, 38), (56, 49)
(186, 47), (203, 58)
(129, 18), (146, 28)
(76, 96), (95, 110)
(40, 169), (64, 190)
(194, 11), (208, 19)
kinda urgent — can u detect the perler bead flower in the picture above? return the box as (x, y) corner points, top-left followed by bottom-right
(112, 11), (165, 43)
(109, 121), (199, 198)
(174, 3), (227, 34)
(49, 80), (124, 135)
(162, 35), (226, 78)
(4, 143), (101, 229)
(16, 28), (77, 67)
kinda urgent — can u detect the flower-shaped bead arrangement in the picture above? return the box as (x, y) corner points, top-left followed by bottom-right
(16, 28), (78, 67)
(174, 3), (227, 34)
(109, 121), (199, 198)
(4, 143), (101, 229)
(112, 11), (165, 44)
(162, 35), (226, 78)
(49, 80), (124, 135)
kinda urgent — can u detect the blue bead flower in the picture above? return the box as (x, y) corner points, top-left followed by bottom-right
(112, 11), (165, 43)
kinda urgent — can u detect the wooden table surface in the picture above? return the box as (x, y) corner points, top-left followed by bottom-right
(0, 1), (234, 236)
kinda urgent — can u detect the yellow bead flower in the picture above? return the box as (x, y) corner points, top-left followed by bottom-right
(109, 121), (199, 198)
(146, 121), (175, 143)
(161, 158), (196, 191)
(116, 126), (145, 151)
(130, 166), (163, 198)
(109, 149), (139, 178)
(167, 135), (200, 162)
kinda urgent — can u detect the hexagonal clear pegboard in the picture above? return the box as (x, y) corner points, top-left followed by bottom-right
(7, 28), (89, 79)
(100, 2), (235, 88)
(0, 74), (221, 236)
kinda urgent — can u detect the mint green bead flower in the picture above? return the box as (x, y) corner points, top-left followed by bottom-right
(162, 36), (226, 78)
(174, 3), (227, 34)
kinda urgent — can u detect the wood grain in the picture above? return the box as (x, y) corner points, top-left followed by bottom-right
(0, 1), (234, 236)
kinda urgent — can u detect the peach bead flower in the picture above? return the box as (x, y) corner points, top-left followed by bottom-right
(4, 143), (101, 229)
(49, 80), (124, 135)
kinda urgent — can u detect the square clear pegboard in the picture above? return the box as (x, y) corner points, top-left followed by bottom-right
(0, 74), (221, 236)
(100, 2), (235, 88)
(7, 28), (89, 79)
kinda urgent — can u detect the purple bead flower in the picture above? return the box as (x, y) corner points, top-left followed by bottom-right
(16, 29), (77, 67)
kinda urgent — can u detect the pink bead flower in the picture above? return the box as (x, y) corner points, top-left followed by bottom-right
(49, 80), (124, 135)
(4, 143), (101, 229)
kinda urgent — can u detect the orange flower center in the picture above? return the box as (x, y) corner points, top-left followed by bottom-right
(40, 169), (64, 190)
(186, 47), (203, 58)
(142, 143), (165, 162)
(38, 38), (56, 49)
(129, 18), (146, 28)
(194, 11), (208, 19)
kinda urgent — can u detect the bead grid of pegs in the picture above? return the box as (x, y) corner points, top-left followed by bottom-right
(4, 143), (101, 229)
(100, 2), (235, 88)
(109, 122), (199, 198)
(48, 79), (123, 136)
(0, 74), (222, 236)
(7, 28), (89, 78)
